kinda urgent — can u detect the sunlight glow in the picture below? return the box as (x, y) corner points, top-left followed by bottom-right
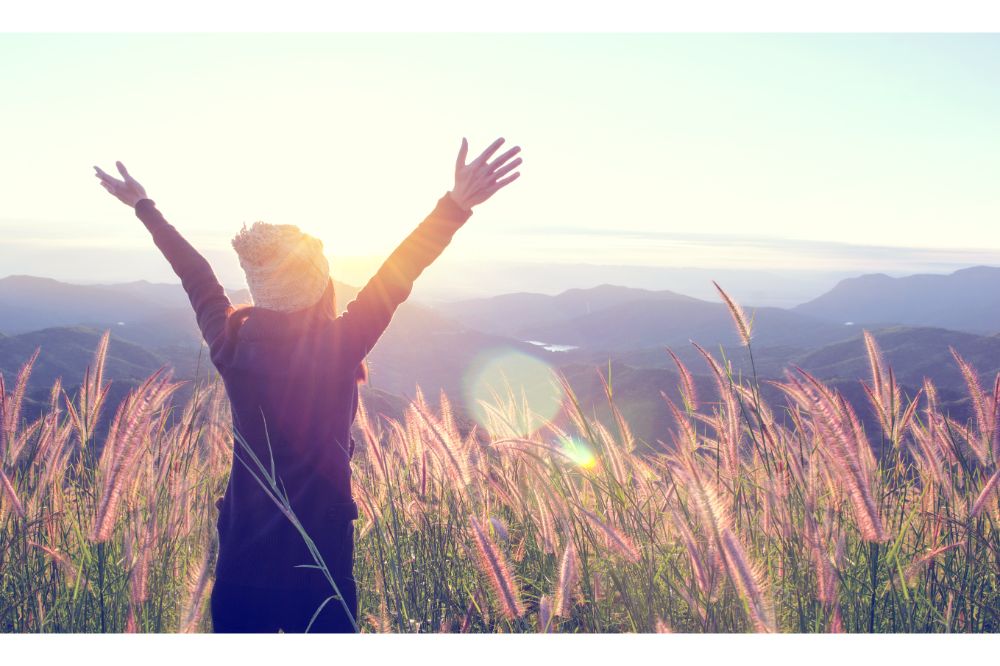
(558, 436), (597, 469)
(461, 348), (564, 438)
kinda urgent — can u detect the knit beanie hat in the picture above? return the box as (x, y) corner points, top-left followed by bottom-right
(231, 222), (331, 312)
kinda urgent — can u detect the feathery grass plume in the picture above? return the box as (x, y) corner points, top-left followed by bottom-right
(907, 401), (953, 496)
(554, 540), (580, 617)
(591, 419), (629, 488)
(837, 393), (878, 477)
(992, 373), (1000, 463)
(783, 370), (887, 542)
(552, 370), (601, 450)
(897, 389), (923, 446)
(9, 417), (43, 470)
(718, 529), (776, 632)
(670, 452), (727, 544)
(355, 394), (389, 484)
(437, 389), (463, 444)
(124, 507), (158, 611)
(673, 452), (775, 629)
(87, 330), (111, 419)
(90, 369), (177, 542)
(534, 473), (572, 527)
(655, 618), (673, 633)
(533, 488), (558, 555)
(2, 348), (39, 459)
(829, 608), (845, 634)
(951, 348), (992, 464)
(670, 511), (715, 598)
(67, 331), (112, 447)
(667, 347), (699, 410)
(690, 341), (741, 469)
(662, 392), (698, 451)
(411, 393), (472, 489)
(512, 537), (527, 563)
(0, 467), (26, 519)
(805, 514), (837, 606)
(904, 543), (962, 584)
(28, 541), (82, 589)
(862, 330), (886, 410)
(578, 506), (641, 563)
(469, 516), (525, 620)
(597, 367), (636, 454)
(34, 421), (74, 506)
(971, 468), (1000, 518)
(713, 281), (752, 346)
(179, 538), (217, 633)
(32, 381), (62, 470)
(489, 516), (510, 543)
(691, 341), (729, 395)
(537, 595), (553, 633)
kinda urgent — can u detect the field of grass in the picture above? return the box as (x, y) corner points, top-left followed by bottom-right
(1, 292), (998, 633)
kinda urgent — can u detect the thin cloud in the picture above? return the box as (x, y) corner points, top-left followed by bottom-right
(507, 226), (1000, 271)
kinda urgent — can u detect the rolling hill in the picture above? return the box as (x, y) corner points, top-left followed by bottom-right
(441, 283), (857, 352)
(794, 265), (1000, 334)
(1, 274), (996, 451)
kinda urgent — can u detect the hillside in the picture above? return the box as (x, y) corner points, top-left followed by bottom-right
(0, 275), (362, 347)
(436, 284), (702, 338)
(794, 265), (1000, 333)
(2, 275), (997, 451)
(515, 293), (855, 352)
(439, 283), (857, 353)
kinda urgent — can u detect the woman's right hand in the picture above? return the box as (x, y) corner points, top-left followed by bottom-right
(449, 137), (522, 212)
(94, 161), (148, 208)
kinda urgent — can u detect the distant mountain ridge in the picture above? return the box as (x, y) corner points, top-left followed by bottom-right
(794, 265), (1000, 334)
(436, 284), (701, 338)
(0, 275), (361, 347)
(440, 282), (857, 351)
(2, 271), (999, 450)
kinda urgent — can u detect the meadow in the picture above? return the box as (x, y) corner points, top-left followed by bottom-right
(0, 288), (997, 633)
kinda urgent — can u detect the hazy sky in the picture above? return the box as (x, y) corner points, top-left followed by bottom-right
(2, 33), (999, 287)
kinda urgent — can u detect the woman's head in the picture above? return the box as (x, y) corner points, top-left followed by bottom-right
(227, 223), (368, 384)
(231, 221), (330, 312)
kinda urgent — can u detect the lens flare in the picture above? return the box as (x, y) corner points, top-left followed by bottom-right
(461, 348), (564, 439)
(559, 436), (597, 469)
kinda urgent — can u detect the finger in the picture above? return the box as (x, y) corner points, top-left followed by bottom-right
(471, 137), (505, 166)
(486, 146), (521, 172)
(94, 166), (116, 182)
(116, 160), (134, 182)
(96, 172), (121, 188)
(455, 137), (469, 171)
(490, 157), (522, 182)
(484, 171), (520, 195)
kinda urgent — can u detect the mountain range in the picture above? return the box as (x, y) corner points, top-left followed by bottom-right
(2, 265), (998, 448)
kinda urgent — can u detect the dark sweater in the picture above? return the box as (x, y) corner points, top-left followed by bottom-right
(135, 194), (472, 588)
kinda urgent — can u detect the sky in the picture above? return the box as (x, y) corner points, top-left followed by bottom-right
(1, 33), (999, 294)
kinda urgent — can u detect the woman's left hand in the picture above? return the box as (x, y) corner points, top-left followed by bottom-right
(449, 137), (522, 212)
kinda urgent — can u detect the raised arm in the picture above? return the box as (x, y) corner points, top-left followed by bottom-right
(337, 137), (522, 363)
(94, 162), (232, 366)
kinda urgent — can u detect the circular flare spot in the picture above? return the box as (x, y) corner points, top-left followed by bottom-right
(559, 436), (597, 469)
(462, 348), (564, 438)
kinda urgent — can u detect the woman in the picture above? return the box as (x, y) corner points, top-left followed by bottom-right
(94, 137), (522, 633)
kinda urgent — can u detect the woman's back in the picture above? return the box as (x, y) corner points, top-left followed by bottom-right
(217, 302), (362, 588)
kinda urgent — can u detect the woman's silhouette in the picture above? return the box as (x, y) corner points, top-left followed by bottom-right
(94, 138), (522, 633)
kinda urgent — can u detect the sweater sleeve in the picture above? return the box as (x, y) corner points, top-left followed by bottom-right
(336, 193), (472, 363)
(135, 199), (233, 366)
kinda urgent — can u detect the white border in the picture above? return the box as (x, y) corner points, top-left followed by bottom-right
(3, 0), (1000, 32)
